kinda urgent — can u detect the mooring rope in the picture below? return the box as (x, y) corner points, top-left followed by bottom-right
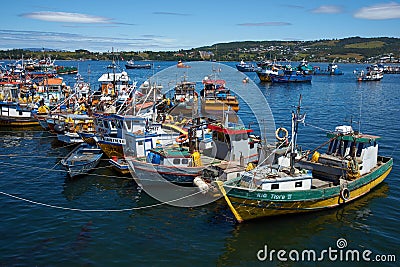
(0, 182), (216, 212)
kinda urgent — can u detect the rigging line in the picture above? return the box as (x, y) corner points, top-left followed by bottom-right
(1, 162), (65, 173)
(0, 183), (216, 212)
(87, 172), (175, 183)
(255, 139), (288, 168)
(304, 122), (333, 133)
(0, 130), (44, 133)
(0, 135), (57, 140)
(0, 154), (64, 159)
(390, 144), (399, 157)
(0, 161), (176, 184)
(0, 160), (63, 188)
(50, 142), (79, 151)
(0, 155), (115, 160)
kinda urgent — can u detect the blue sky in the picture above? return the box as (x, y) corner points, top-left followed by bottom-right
(1, 0), (400, 52)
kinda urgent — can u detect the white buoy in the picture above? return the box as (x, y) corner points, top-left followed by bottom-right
(193, 177), (209, 194)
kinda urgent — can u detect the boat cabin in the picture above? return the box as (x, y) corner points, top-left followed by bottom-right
(206, 121), (259, 165)
(239, 166), (313, 191)
(323, 125), (379, 176)
(146, 147), (193, 167)
(97, 71), (130, 96)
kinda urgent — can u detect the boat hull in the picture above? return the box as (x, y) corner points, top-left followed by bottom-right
(0, 103), (39, 126)
(97, 140), (124, 158)
(256, 72), (273, 82)
(201, 100), (240, 113)
(271, 74), (312, 83)
(221, 157), (392, 222)
(125, 64), (151, 69)
(109, 157), (131, 175)
(236, 65), (257, 72)
(61, 144), (103, 178)
(129, 157), (204, 184)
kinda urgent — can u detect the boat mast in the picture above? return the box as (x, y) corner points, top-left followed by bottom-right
(290, 95), (303, 174)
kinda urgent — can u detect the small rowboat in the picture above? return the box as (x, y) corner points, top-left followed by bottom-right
(61, 143), (103, 178)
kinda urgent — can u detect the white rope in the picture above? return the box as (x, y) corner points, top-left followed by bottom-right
(0, 183), (214, 212)
(0, 135), (57, 140)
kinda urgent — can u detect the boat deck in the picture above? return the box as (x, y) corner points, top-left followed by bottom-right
(311, 178), (333, 189)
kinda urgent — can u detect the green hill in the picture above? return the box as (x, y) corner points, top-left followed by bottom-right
(1, 37), (399, 63)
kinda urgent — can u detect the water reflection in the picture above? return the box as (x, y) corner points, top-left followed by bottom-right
(218, 183), (389, 266)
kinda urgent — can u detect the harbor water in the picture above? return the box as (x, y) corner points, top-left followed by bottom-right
(0, 61), (399, 266)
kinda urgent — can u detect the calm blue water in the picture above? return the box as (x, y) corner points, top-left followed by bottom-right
(0, 61), (399, 266)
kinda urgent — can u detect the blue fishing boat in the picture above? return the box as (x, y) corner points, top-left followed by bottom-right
(313, 62), (344, 75)
(271, 69), (312, 83)
(61, 143), (103, 178)
(235, 60), (258, 72)
(296, 60), (314, 75)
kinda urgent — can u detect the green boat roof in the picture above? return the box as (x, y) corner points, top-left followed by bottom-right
(150, 146), (191, 158)
(326, 133), (381, 143)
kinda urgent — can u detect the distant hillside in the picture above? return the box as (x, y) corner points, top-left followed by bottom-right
(196, 37), (400, 62)
(1, 37), (399, 62)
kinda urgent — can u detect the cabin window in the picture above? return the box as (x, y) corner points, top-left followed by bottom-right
(342, 140), (349, 156)
(356, 143), (364, 157)
(250, 143), (254, 149)
(271, 184), (279, 190)
(116, 121), (122, 129)
(328, 140), (339, 155)
(110, 121), (116, 129)
(138, 141), (143, 146)
(337, 141), (342, 156)
(295, 181), (303, 188)
(182, 158), (189, 165)
(19, 111), (23, 116)
(216, 132), (224, 142)
(225, 135), (231, 144)
(173, 158), (181, 164)
(327, 141), (333, 154)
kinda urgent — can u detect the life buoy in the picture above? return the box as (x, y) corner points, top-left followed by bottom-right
(275, 127), (288, 141)
(340, 187), (350, 201)
(175, 134), (188, 143)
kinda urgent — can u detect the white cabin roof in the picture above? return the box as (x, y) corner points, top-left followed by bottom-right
(98, 71), (129, 82)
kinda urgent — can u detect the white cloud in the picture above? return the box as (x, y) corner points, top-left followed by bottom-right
(237, 22), (291, 26)
(354, 2), (400, 19)
(153, 11), (190, 16)
(20, 11), (113, 24)
(311, 5), (343, 14)
(0, 30), (179, 51)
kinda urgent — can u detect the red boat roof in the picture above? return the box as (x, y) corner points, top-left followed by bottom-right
(202, 79), (226, 85)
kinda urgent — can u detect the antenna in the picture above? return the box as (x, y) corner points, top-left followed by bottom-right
(359, 89), (362, 133)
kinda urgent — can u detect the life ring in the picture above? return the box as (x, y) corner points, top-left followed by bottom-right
(175, 134), (188, 143)
(340, 187), (350, 201)
(275, 127), (288, 141)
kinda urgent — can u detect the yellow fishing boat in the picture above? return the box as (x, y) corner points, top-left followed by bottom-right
(218, 97), (393, 222)
(200, 77), (239, 113)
